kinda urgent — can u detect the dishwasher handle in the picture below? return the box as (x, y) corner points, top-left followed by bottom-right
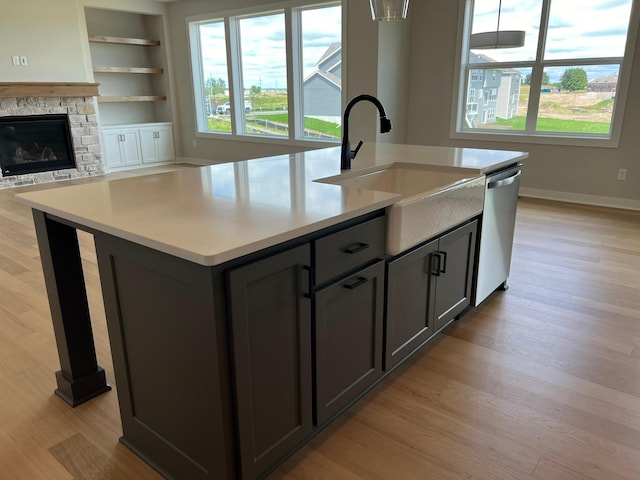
(488, 170), (521, 189)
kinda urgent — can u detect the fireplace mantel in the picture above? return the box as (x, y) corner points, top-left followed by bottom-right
(0, 82), (99, 98)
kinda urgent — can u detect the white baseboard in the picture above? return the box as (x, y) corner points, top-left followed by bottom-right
(520, 187), (640, 211)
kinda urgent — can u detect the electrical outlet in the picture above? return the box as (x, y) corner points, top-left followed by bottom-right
(617, 168), (627, 181)
(11, 55), (20, 66)
(192, 138), (197, 147)
(20, 56), (28, 66)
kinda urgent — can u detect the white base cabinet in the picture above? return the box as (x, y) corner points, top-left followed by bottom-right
(102, 123), (174, 170)
(139, 124), (175, 164)
(102, 128), (142, 168)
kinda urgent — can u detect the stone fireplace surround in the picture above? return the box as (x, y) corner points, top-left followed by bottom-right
(0, 82), (104, 189)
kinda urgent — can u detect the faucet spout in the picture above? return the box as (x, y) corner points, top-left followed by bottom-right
(340, 94), (391, 171)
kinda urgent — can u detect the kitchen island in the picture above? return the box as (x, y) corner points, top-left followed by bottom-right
(16, 144), (527, 480)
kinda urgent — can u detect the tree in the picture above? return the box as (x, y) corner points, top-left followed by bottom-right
(523, 72), (550, 86)
(561, 68), (588, 91)
(249, 85), (262, 110)
(205, 77), (226, 96)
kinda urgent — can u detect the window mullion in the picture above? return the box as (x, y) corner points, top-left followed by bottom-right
(526, 66), (543, 133)
(286, 8), (301, 140)
(191, 24), (206, 131)
(226, 17), (244, 135)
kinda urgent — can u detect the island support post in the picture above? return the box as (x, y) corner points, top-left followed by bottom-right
(32, 210), (111, 406)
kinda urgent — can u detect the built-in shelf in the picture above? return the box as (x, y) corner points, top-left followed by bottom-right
(98, 96), (167, 103)
(88, 35), (160, 46)
(93, 67), (164, 74)
(86, 7), (171, 125)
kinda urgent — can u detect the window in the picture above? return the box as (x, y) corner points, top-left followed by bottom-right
(189, 2), (342, 143)
(455, 0), (639, 145)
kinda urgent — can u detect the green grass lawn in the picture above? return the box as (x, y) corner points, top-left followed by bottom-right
(494, 116), (610, 134)
(207, 113), (341, 138)
(254, 113), (341, 138)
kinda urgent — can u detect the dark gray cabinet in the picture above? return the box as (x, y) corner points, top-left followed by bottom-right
(315, 261), (385, 426)
(386, 238), (438, 370)
(227, 244), (313, 480)
(227, 213), (386, 479)
(313, 215), (386, 427)
(385, 220), (477, 370)
(433, 220), (477, 331)
(95, 233), (235, 480)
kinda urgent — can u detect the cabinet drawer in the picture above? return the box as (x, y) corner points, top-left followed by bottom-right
(314, 216), (386, 285)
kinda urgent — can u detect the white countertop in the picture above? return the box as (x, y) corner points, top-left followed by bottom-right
(15, 144), (527, 266)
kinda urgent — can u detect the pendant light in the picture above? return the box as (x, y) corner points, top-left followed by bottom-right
(469, 0), (525, 49)
(370, 0), (410, 21)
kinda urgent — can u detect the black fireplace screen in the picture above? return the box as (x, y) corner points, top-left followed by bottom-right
(0, 114), (76, 176)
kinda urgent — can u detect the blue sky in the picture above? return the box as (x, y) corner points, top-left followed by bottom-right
(471, 0), (633, 81)
(197, 1), (633, 89)
(198, 5), (341, 91)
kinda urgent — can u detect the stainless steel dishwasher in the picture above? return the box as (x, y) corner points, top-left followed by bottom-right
(474, 162), (522, 306)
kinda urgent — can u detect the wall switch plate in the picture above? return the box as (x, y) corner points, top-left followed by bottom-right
(20, 56), (28, 66)
(617, 168), (627, 181)
(11, 55), (20, 66)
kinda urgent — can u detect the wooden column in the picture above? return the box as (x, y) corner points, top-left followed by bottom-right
(32, 210), (111, 406)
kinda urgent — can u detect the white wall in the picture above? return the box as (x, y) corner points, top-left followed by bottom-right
(405, 0), (640, 208)
(0, 0), (169, 82)
(0, 0), (89, 82)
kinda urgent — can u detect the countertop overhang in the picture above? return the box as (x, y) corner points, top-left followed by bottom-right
(15, 144), (527, 266)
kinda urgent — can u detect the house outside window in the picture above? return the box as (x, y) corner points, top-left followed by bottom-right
(454, 0), (640, 146)
(189, 2), (342, 143)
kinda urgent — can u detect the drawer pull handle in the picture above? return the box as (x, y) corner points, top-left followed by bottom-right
(429, 253), (441, 276)
(344, 276), (368, 290)
(344, 242), (369, 254)
(429, 252), (447, 276)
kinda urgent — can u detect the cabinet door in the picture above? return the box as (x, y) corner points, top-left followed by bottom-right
(228, 244), (313, 480)
(102, 130), (124, 168)
(139, 128), (158, 163)
(154, 126), (175, 162)
(120, 129), (142, 165)
(102, 128), (141, 168)
(433, 220), (477, 331)
(315, 261), (385, 426)
(140, 125), (175, 164)
(385, 239), (438, 370)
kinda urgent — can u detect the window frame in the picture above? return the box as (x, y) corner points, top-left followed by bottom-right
(451, 0), (640, 147)
(187, 0), (343, 148)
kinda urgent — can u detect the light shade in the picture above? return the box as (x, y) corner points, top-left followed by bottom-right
(470, 30), (525, 49)
(370, 0), (410, 21)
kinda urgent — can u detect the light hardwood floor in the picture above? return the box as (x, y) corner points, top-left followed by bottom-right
(1, 170), (639, 479)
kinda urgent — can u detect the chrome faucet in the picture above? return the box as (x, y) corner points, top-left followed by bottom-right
(340, 94), (392, 170)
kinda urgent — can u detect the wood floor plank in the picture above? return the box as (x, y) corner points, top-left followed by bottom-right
(1, 175), (639, 479)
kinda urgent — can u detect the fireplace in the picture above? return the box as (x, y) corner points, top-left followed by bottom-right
(0, 114), (75, 176)
(0, 82), (104, 189)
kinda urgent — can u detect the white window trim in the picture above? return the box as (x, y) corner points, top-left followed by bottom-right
(187, 0), (342, 147)
(451, 0), (640, 148)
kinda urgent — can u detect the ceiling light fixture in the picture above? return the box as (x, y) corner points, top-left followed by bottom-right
(370, 0), (410, 21)
(469, 0), (525, 49)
